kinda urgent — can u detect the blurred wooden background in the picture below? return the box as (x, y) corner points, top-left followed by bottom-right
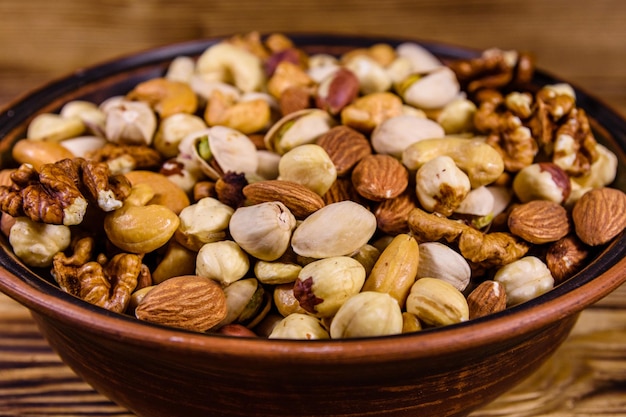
(1, 1), (626, 416)
(0, 0), (625, 115)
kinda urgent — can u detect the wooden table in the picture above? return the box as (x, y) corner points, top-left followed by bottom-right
(1, 1), (625, 415)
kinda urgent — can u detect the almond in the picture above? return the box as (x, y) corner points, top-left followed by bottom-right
(316, 125), (372, 176)
(351, 154), (409, 201)
(572, 187), (626, 246)
(546, 235), (590, 284)
(373, 189), (419, 235)
(243, 179), (325, 219)
(135, 275), (227, 332)
(507, 200), (570, 244)
(467, 280), (507, 319)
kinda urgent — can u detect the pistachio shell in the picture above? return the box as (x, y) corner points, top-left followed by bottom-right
(291, 201), (377, 258)
(229, 202), (297, 261)
(263, 109), (336, 155)
(268, 313), (330, 340)
(189, 126), (259, 180)
(330, 291), (403, 339)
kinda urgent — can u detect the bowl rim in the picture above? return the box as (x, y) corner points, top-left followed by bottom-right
(0, 33), (625, 362)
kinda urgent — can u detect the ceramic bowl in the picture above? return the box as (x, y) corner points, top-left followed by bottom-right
(0, 34), (625, 417)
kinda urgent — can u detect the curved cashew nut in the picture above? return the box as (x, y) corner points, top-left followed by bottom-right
(196, 42), (265, 93)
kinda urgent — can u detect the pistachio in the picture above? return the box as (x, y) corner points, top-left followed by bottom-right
(371, 114), (444, 158)
(219, 278), (269, 328)
(188, 126), (259, 180)
(229, 202), (297, 261)
(395, 42), (443, 73)
(330, 292), (403, 339)
(278, 144), (337, 196)
(153, 113), (207, 159)
(399, 66), (460, 109)
(417, 242), (471, 292)
(104, 99), (157, 146)
(264, 109), (336, 155)
(293, 256), (366, 318)
(291, 201), (377, 258)
(268, 313), (330, 340)
(406, 277), (469, 327)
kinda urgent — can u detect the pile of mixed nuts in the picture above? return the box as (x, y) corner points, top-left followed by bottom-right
(1, 32), (625, 339)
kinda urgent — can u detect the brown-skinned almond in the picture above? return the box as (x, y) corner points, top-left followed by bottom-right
(243, 180), (325, 219)
(572, 187), (626, 246)
(351, 154), (408, 201)
(135, 275), (227, 332)
(507, 199), (570, 244)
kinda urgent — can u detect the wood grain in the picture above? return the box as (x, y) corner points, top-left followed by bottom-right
(0, 0), (625, 115)
(1, 287), (626, 416)
(0, 1), (625, 415)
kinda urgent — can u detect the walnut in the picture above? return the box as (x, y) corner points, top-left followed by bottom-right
(528, 87), (577, 151)
(448, 48), (535, 95)
(475, 93), (538, 172)
(86, 142), (163, 174)
(0, 158), (131, 226)
(527, 88), (597, 176)
(407, 207), (529, 270)
(52, 236), (142, 313)
(552, 108), (598, 176)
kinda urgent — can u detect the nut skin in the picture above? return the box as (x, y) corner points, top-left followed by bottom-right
(467, 280), (507, 319)
(494, 256), (554, 307)
(546, 235), (590, 284)
(243, 179), (325, 219)
(415, 155), (471, 216)
(315, 67), (360, 115)
(293, 256), (366, 318)
(572, 187), (626, 246)
(135, 275), (227, 332)
(508, 199), (570, 244)
(351, 154), (409, 201)
(373, 189), (418, 236)
(406, 277), (469, 327)
(316, 125), (372, 177)
(512, 162), (571, 204)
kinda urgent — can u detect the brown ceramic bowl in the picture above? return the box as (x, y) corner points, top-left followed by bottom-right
(0, 34), (625, 417)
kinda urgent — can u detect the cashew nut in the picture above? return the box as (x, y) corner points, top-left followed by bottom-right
(402, 136), (505, 188)
(196, 42), (265, 93)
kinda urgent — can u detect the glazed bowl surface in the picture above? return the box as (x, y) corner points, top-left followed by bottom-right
(0, 34), (625, 417)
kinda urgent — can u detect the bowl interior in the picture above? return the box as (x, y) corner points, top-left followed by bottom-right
(0, 34), (625, 358)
